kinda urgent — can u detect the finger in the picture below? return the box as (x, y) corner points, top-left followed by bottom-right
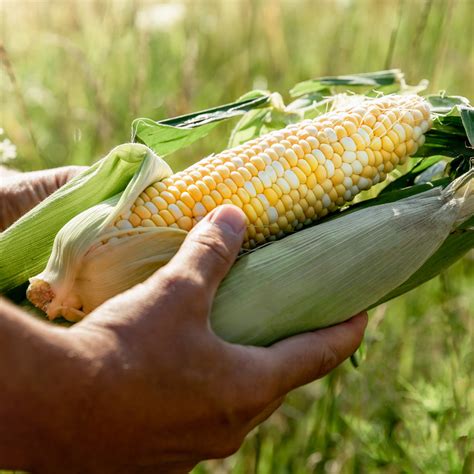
(155, 205), (246, 298)
(38, 166), (87, 196)
(264, 313), (368, 397)
(0, 165), (20, 178)
(0, 166), (86, 230)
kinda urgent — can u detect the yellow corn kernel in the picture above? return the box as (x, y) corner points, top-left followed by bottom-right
(151, 214), (168, 227)
(202, 195), (216, 212)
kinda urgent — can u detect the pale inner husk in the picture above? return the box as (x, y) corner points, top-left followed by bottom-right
(210, 179), (473, 345)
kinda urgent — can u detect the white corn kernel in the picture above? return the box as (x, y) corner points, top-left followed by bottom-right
(193, 202), (207, 217)
(116, 220), (133, 230)
(265, 165), (278, 183)
(284, 170), (300, 190)
(257, 194), (270, 210)
(357, 128), (371, 146)
(231, 156), (244, 167)
(341, 136), (357, 152)
(267, 206), (278, 223)
(413, 126), (422, 140)
(356, 151), (369, 166)
(271, 161), (285, 178)
(322, 194), (332, 208)
(276, 177), (291, 194)
(351, 160), (363, 175)
(324, 128), (338, 143)
(304, 125), (318, 136)
(392, 123), (406, 142)
(244, 181), (257, 197)
(325, 160), (335, 177)
(312, 149), (326, 164)
(260, 153), (272, 165)
(341, 163), (353, 177)
(258, 170), (272, 188)
(144, 202), (159, 215)
(342, 151), (356, 163)
(343, 177), (353, 188)
(272, 144), (286, 156)
(420, 120), (430, 133)
(358, 177), (371, 190)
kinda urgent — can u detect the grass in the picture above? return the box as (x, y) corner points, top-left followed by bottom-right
(1, 0), (473, 472)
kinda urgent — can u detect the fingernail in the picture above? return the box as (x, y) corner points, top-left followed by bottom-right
(209, 205), (246, 235)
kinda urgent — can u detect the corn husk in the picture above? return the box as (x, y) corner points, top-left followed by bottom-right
(0, 143), (172, 291)
(210, 173), (474, 345)
(24, 145), (179, 321)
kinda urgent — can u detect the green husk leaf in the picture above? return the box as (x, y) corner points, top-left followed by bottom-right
(415, 99), (473, 158)
(290, 69), (404, 98)
(0, 144), (164, 291)
(373, 226), (474, 307)
(228, 108), (302, 147)
(210, 174), (474, 346)
(227, 109), (273, 148)
(425, 94), (470, 114)
(380, 157), (447, 194)
(132, 92), (271, 156)
(460, 106), (474, 147)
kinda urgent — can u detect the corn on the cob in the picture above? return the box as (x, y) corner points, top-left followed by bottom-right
(25, 94), (434, 321)
(112, 95), (431, 248)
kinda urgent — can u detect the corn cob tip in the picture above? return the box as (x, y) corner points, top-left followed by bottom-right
(26, 279), (55, 317)
(27, 278), (85, 322)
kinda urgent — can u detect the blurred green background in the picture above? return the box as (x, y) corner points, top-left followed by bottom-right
(1, 0), (473, 472)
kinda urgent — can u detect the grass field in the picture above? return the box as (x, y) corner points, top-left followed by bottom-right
(1, 0), (473, 472)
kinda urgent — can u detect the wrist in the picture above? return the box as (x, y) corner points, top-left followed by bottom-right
(34, 327), (119, 472)
(0, 301), (104, 471)
(0, 184), (19, 231)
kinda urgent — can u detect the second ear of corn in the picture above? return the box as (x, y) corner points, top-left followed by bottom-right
(111, 95), (431, 249)
(27, 95), (432, 320)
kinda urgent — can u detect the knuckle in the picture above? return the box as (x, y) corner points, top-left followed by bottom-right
(157, 269), (209, 309)
(159, 269), (204, 295)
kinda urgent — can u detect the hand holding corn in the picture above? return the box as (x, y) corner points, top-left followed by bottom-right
(2, 93), (472, 346)
(0, 204), (367, 472)
(0, 166), (85, 231)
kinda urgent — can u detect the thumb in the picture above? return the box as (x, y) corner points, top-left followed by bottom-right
(158, 204), (246, 299)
